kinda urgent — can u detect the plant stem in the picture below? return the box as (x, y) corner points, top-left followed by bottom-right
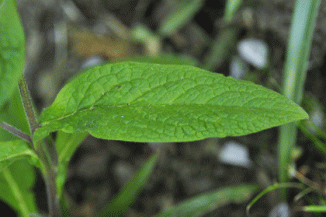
(0, 122), (33, 145)
(18, 77), (39, 135)
(18, 76), (62, 217)
(36, 140), (61, 217)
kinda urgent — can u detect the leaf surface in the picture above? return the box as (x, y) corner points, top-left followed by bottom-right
(0, 160), (37, 216)
(0, 0), (25, 108)
(0, 140), (36, 172)
(34, 62), (308, 142)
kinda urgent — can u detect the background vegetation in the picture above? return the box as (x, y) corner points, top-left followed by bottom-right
(1, 0), (326, 216)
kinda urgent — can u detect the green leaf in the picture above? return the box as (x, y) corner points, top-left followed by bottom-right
(55, 131), (88, 198)
(155, 184), (258, 217)
(0, 140), (36, 172)
(97, 152), (158, 217)
(0, 86), (30, 141)
(0, 0), (25, 109)
(0, 159), (37, 217)
(34, 62), (308, 142)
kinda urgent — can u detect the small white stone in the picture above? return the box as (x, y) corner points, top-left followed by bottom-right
(81, 55), (105, 69)
(269, 202), (291, 217)
(218, 141), (251, 168)
(238, 38), (269, 69)
(230, 55), (249, 79)
(148, 142), (164, 151)
(310, 108), (324, 128)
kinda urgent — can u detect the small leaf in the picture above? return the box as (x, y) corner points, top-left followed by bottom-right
(97, 153), (158, 217)
(55, 131), (88, 198)
(0, 0), (25, 108)
(34, 62), (308, 142)
(0, 87), (30, 141)
(0, 159), (37, 216)
(0, 140), (36, 171)
(155, 184), (258, 217)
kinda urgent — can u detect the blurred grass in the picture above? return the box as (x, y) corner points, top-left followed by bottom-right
(97, 153), (159, 217)
(247, 183), (303, 215)
(202, 27), (239, 71)
(158, 0), (204, 37)
(302, 206), (326, 212)
(223, 0), (243, 23)
(278, 0), (321, 198)
(202, 0), (242, 71)
(155, 184), (258, 217)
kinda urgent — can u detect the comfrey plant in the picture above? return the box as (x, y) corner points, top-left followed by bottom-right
(0, 0), (308, 216)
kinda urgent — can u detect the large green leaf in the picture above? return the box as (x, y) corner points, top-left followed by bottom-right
(34, 62), (308, 142)
(0, 140), (37, 172)
(0, 0), (25, 109)
(0, 160), (37, 217)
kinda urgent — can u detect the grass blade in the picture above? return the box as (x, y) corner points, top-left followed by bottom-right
(202, 27), (239, 71)
(97, 152), (159, 217)
(223, 0), (243, 23)
(247, 183), (303, 215)
(155, 184), (258, 217)
(301, 206), (326, 212)
(278, 0), (320, 193)
(158, 0), (204, 37)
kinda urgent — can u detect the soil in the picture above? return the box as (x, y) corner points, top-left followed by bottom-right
(9, 0), (326, 216)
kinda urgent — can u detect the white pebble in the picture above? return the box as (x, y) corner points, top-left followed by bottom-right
(81, 55), (105, 69)
(230, 55), (248, 79)
(310, 108), (324, 128)
(238, 38), (269, 69)
(269, 202), (291, 217)
(218, 141), (251, 168)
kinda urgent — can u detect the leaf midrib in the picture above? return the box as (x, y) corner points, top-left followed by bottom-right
(41, 103), (304, 125)
(0, 150), (34, 164)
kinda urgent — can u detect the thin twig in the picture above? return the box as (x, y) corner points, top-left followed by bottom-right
(0, 122), (33, 145)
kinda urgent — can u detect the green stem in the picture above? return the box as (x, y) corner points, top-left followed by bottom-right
(18, 76), (61, 217)
(0, 122), (33, 145)
(18, 77), (39, 135)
